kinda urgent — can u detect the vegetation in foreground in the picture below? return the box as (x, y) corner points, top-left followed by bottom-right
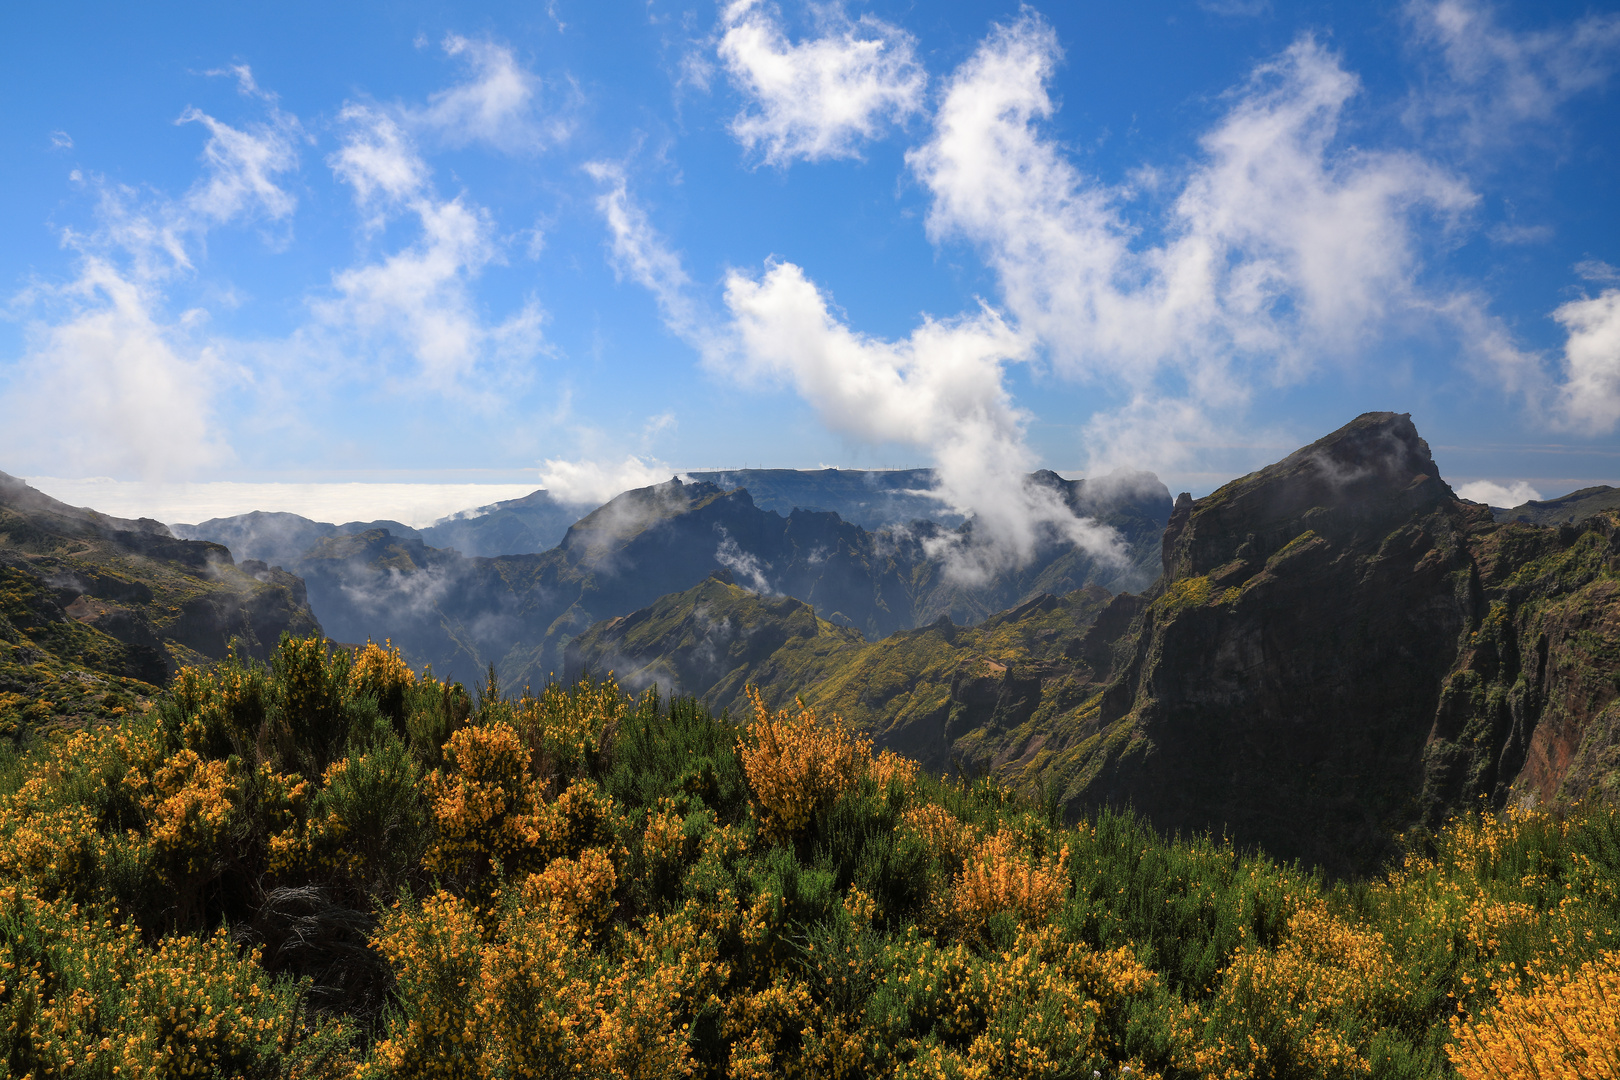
(1, 633), (1618, 1078)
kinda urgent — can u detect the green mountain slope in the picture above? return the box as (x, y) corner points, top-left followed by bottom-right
(0, 472), (321, 734)
(1494, 484), (1620, 526)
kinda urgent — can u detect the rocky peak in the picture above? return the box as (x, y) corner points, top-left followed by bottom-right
(1163, 412), (1454, 581)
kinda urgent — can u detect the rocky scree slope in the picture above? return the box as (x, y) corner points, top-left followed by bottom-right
(0, 472), (321, 733)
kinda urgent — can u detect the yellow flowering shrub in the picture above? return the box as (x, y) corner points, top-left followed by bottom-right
(901, 804), (976, 867)
(0, 884), (351, 1078)
(512, 675), (627, 785)
(739, 689), (871, 843)
(366, 891), (487, 1079)
(369, 885), (701, 1080)
(1175, 898), (1406, 1079)
(644, 797), (691, 867)
(349, 639), (416, 721)
(1449, 950), (1620, 1079)
(0, 799), (105, 899)
(518, 846), (619, 934)
(951, 829), (1070, 931)
(870, 748), (919, 789)
(11, 632), (1620, 1080)
(726, 975), (867, 1080)
(425, 721), (541, 876)
(135, 749), (239, 884)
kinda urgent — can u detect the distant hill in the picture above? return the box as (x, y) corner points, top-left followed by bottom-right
(565, 573), (1119, 774)
(172, 487), (592, 565)
(561, 413), (1620, 876)
(1493, 485), (1620, 526)
(685, 468), (960, 529)
(418, 488), (591, 555)
(0, 472), (320, 734)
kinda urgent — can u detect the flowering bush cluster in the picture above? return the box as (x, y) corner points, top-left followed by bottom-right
(1, 631), (1618, 1078)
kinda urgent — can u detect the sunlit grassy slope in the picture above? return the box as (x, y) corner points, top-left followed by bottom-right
(2, 635), (1618, 1078)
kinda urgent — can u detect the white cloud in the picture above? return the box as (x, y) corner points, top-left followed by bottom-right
(586, 161), (710, 351)
(1407, 0), (1620, 150)
(316, 107), (547, 394)
(538, 454), (673, 504)
(416, 34), (561, 151)
(1552, 288), (1620, 434)
(177, 103), (301, 225)
(909, 16), (1476, 472)
(49, 130), (73, 150)
(1576, 260), (1620, 285)
(1, 259), (229, 479)
(329, 104), (429, 212)
(1454, 478), (1542, 506)
(719, 0), (925, 166)
(722, 260), (1122, 581)
(2, 79), (302, 481)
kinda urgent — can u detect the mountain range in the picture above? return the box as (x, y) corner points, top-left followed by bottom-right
(5, 413), (1617, 876)
(185, 469), (1170, 688)
(567, 414), (1620, 874)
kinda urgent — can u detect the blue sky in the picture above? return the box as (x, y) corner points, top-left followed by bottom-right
(2, 0), (1618, 525)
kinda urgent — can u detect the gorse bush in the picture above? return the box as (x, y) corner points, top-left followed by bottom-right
(0, 631), (1618, 1077)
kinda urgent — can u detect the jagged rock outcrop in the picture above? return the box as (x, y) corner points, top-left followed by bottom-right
(0, 472), (321, 731)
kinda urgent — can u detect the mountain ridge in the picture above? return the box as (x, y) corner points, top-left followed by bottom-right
(560, 413), (1620, 874)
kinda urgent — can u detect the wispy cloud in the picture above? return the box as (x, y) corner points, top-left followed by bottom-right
(1406, 0), (1620, 152)
(414, 34), (568, 152)
(313, 58), (550, 398)
(1, 70), (302, 479)
(585, 160), (712, 351)
(718, 0), (926, 166)
(329, 104), (429, 215)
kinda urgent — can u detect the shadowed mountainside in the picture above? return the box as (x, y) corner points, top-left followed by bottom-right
(0, 472), (321, 733)
(564, 413), (1620, 875)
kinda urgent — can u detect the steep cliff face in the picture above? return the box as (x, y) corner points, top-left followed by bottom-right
(1058, 413), (1620, 873)
(0, 473), (322, 732)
